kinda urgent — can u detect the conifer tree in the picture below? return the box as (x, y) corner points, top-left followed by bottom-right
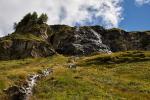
(38, 13), (48, 24)
(30, 12), (38, 24)
(14, 12), (48, 31)
(14, 13), (32, 30)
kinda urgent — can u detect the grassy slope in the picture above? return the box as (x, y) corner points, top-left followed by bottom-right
(0, 55), (68, 99)
(0, 51), (150, 100)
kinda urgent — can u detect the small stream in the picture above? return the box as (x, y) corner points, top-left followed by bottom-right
(4, 68), (53, 100)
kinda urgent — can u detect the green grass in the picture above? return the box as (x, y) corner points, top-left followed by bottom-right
(79, 51), (150, 65)
(0, 33), (45, 43)
(0, 51), (150, 100)
(0, 55), (68, 99)
(11, 33), (44, 41)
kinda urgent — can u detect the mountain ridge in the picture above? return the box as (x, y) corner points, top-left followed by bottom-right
(0, 24), (150, 60)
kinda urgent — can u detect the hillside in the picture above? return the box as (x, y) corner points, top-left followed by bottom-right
(0, 51), (150, 100)
(0, 13), (150, 100)
(0, 24), (150, 60)
(0, 13), (149, 60)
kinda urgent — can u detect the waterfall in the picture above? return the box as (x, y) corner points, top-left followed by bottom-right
(90, 28), (102, 44)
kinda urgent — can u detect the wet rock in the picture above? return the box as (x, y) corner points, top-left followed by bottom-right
(68, 63), (77, 69)
(50, 25), (149, 55)
(52, 26), (111, 55)
(3, 85), (27, 100)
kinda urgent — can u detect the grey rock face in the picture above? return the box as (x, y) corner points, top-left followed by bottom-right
(101, 29), (150, 52)
(0, 25), (149, 59)
(49, 25), (149, 55)
(0, 39), (55, 60)
(50, 26), (111, 55)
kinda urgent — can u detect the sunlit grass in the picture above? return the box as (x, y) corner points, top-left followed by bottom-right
(0, 51), (150, 100)
(0, 55), (68, 99)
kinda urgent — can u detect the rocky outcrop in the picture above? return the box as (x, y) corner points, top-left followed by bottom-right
(0, 25), (149, 59)
(0, 39), (55, 60)
(50, 26), (111, 55)
(48, 25), (150, 55)
(101, 29), (150, 51)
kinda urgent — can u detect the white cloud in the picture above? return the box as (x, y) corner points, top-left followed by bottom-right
(0, 0), (123, 37)
(0, 29), (3, 37)
(135, 0), (150, 5)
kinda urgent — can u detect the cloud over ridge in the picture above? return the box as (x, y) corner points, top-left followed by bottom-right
(0, 0), (123, 37)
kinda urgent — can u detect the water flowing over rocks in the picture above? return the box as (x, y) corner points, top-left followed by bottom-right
(0, 25), (149, 60)
(52, 26), (112, 55)
(3, 68), (53, 100)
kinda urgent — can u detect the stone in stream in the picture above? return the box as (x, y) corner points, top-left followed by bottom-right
(3, 85), (27, 100)
(68, 63), (77, 69)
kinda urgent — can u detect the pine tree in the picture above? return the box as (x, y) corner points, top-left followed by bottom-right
(14, 12), (48, 32)
(38, 13), (48, 24)
(30, 12), (38, 24)
(14, 13), (32, 30)
(21, 13), (32, 25)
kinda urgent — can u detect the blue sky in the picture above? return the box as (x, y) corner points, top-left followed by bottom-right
(120, 0), (150, 31)
(0, 0), (150, 37)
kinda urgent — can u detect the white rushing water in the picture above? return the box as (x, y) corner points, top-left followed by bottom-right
(4, 68), (53, 100)
(90, 28), (102, 44)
